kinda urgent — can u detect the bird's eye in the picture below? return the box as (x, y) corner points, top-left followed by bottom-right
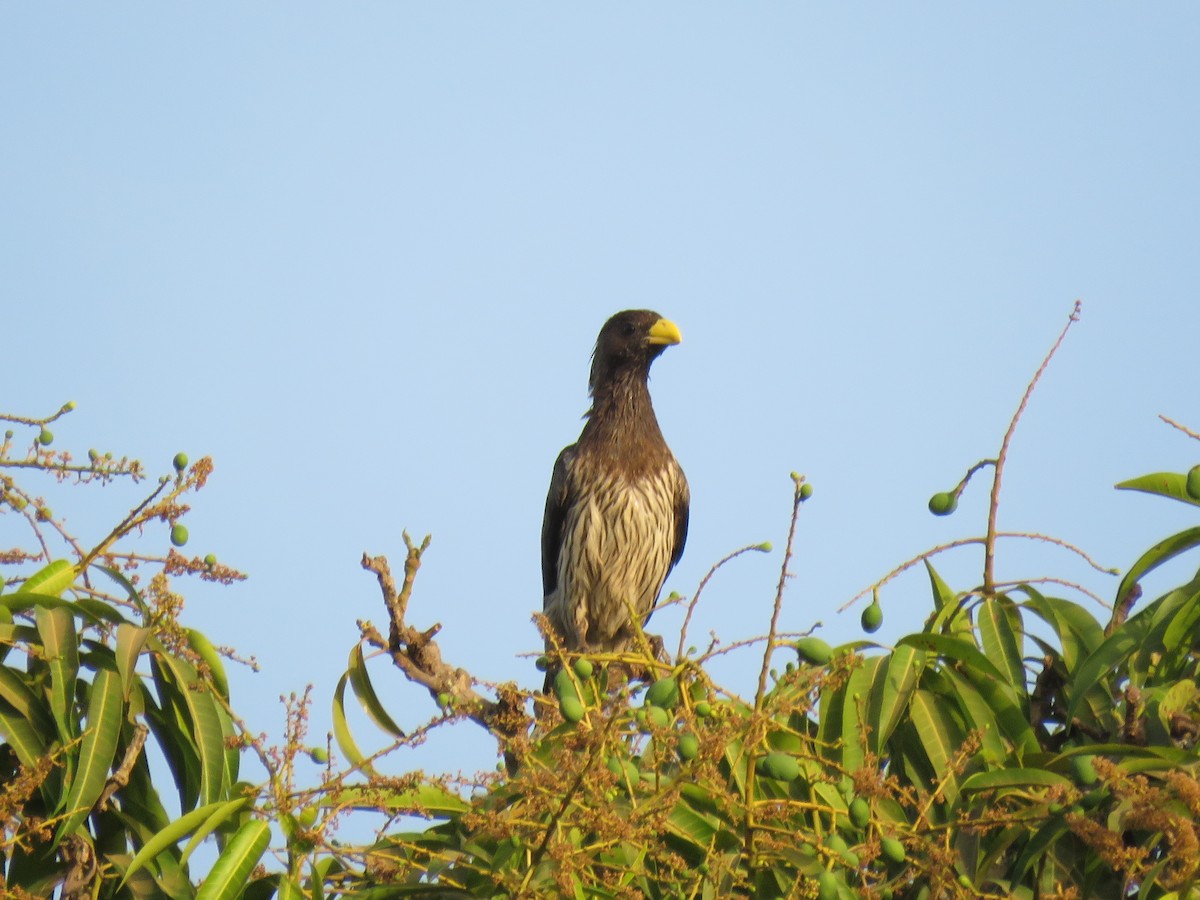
(621, 322), (636, 337)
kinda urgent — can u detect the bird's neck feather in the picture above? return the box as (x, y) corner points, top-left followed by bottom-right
(582, 367), (667, 465)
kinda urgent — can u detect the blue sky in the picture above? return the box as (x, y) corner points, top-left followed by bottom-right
(4, 6), (1199, 792)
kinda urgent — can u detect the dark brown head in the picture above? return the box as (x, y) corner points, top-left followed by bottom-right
(588, 309), (683, 397)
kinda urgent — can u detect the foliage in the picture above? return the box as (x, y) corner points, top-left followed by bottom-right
(5, 304), (1200, 898)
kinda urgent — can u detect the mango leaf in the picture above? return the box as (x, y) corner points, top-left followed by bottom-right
(0, 667), (56, 737)
(180, 797), (255, 866)
(96, 564), (152, 617)
(909, 688), (966, 805)
(194, 818), (271, 900)
(186, 629), (230, 700)
(1017, 588), (1104, 673)
(146, 665), (203, 811)
(977, 595), (1028, 712)
(936, 668), (1007, 765)
(867, 644), (924, 756)
(960, 768), (1071, 792)
(840, 654), (883, 772)
(347, 645), (406, 738)
(36, 605), (79, 743)
(19, 559), (77, 597)
(151, 641), (229, 806)
(121, 797), (253, 886)
(1009, 817), (1071, 887)
(897, 634), (1008, 688)
(1114, 526), (1200, 610)
(1116, 472), (1200, 508)
(0, 700), (48, 769)
(925, 559), (968, 634)
(115, 624), (152, 699)
(333, 670), (378, 776)
(55, 668), (124, 846)
(1064, 613), (1149, 726)
(329, 783), (469, 817)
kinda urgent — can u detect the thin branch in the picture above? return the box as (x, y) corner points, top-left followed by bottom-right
(360, 536), (530, 748)
(755, 475), (805, 712)
(96, 723), (150, 811)
(675, 542), (771, 661)
(1159, 414), (1200, 442)
(983, 300), (1082, 595)
(838, 526), (1113, 614)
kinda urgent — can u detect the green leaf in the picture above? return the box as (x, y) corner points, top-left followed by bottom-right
(667, 798), (718, 849)
(115, 624), (152, 699)
(0, 667), (56, 737)
(898, 634), (1005, 686)
(977, 595), (1027, 711)
(959, 768), (1071, 792)
(180, 796), (255, 866)
(121, 797), (252, 885)
(1114, 526), (1200, 611)
(840, 654), (883, 772)
(36, 605), (79, 743)
(909, 688), (966, 805)
(151, 641), (230, 806)
(187, 629), (229, 700)
(925, 559), (958, 615)
(96, 564), (152, 617)
(333, 670), (377, 776)
(936, 668), (1007, 765)
(867, 645), (925, 755)
(0, 700), (48, 769)
(1064, 619), (1147, 726)
(55, 668), (124, 846)
(144, 676), (203, 811)
(331, 783), (469, 816)
(1009, 817), (1071, 887)
(194, 818), (271, 900)
(1017, 588), (1104, 673)
(348, 644), (406, 738)
(19, 559), (77, 597)
(1116, 472), (1200, 508)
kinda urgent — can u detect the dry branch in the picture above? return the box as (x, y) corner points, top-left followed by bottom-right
(360, 532), (529, 750)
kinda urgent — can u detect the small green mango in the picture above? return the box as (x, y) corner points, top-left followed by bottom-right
(645, 677), (680, 709)
(861, 601), (883, 634)
(880, 836), (906, 864)
(794, 636), (833, 665)
(677, 733), (699, 761)
(928, 491), (957, 516)
(1187, 465), (1200, 500)
(849, 796), (870, 828)
(756, 751), (800, 782)
(559, 696), (585, 723)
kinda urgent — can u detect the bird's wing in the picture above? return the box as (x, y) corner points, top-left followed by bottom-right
(541, 445), (575, 603)
(669, 467), (690, 574)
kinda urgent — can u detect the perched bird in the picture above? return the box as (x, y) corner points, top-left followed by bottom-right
(541, 309), (690, 663)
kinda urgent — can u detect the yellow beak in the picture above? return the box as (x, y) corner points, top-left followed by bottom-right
(646, 318), (683, 346)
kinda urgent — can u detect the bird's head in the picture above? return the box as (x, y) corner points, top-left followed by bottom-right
(588, 309), (682, 395)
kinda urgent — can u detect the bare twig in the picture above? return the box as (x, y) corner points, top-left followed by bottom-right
(983, 301), (1082, 595)
(361, 534), (529, 748)
(1159, 414), (1200, 442)
(839, 526), (1113, 614)
(96, 722), (150, 811)
(676, 542), (771, 662)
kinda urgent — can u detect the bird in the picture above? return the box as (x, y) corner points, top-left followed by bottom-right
(541, 309), (690, 669)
